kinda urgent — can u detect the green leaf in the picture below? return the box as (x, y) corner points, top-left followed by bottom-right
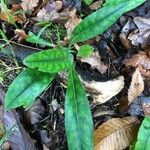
(135, 117), (150, 150)
(26, 31), (55, 47)
(77, 45), (94, 57)
(84, 0), (93, 5)
(0, 125), (16, 146)
(65, 67), (93, 150)
(5, 68), (54, 110)
(71, 0), (145, 43)
(23, 48), (73, 73)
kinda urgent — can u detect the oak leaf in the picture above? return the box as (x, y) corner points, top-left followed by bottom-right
(94, 117), (140, 150)
(128, 68), (144, 105)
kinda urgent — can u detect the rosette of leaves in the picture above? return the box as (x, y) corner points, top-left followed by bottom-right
(5, 0), (145, 149)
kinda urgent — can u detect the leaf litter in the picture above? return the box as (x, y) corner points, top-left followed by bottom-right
(1, 0), (150, 149)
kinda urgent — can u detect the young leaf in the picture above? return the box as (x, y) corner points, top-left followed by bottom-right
(94, 117), (140, 150)
(77, 45), (94, 57)
(26, 31), (55, 47)
(84, 0), (93, 5)
(23, 48), (73, 73)
(5, 68), (54, 110)
(71, 0), (145, 43)
(135, 117), (150, 150)
(65, 67), (93, 150)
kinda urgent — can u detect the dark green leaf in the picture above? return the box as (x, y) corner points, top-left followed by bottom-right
(65, 67), (93, 150)
(77, 45), (94, 57)
(23, 48), (73, 73)
(26, 31), (55, 47)
(71, 0), (145, 43)
(135, 117), (150, 150)
(5, 68), (54, 110)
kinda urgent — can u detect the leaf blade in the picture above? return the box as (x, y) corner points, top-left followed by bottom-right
(65, 67), (93, 150)
(23, 48), (73, 73)
(71, 0), (145, 43)
(135, 117), (150, 150)
(5, 68), (54, 110)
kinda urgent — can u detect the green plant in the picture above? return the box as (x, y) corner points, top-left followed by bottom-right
(5, 0), (145, 149)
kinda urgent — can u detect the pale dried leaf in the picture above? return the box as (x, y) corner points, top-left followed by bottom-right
(83, 76), (124, 103)
(36, 1), (70, 22)
(128, 17), (150, 48)
(21, 0), (39, 12)
(15, 29), (27, 42)
(125, 51), (150, 78)
(89, 0), (103, 10)
(128, 68), (144, 105)
(94, 117), (140, 150)
(65, 9), (81, 38)
(80, 51), (108, 74)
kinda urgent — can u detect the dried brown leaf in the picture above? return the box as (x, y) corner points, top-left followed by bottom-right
(83, 76), (124, 103)
(125, 51), (150, 78)
(128, 17), (150, 49)
(128, 68), (144, 105)
(89, 0), (103, 10)
(94, 117), (140, 150)
(0, 4), (25, 24)
(65, 9), (81, 38)
(15, 29), (28, 42)
(21, 0), (39, 12)
(80, 51), (108, 74)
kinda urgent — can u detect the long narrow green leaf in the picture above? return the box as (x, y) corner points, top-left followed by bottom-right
(23, 48), (73, 73)
(135, 117), (150, 150)
(5, 68), (54, 110)
(71, 0), (145, 43)
(65, 67), (93, 150)
(0, 125), (16, 146)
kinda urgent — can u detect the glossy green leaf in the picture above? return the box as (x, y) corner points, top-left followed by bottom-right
(77, 45), (94, 57)
(65, 67), (93, 150)
(84, 0), (93, 5)
(26, 31), (55, 47)
(71, 0), (145, 43)
(5, 68), (54, 110)
(135, 117), (150, 150)
(23, 48), (73, 73)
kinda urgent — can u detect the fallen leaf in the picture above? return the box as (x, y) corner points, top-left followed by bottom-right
(94, 116), (140, 150)
(65, 9), (81, 38)
(21, 0), (39, 13)
(0, 4), (25, 24)
(80, 51), (108, 74)
(0, 88), (36, 150)
(125, 51), (150, 78)
(128, 68), (144, 105)
(142, 103), (150, 116)
(119, 20), (132, 49)
(128, 17), (150, 49)
(36, 1), (70, 22)
(15, 29), (28, 42)
(83, 76), (124, 103)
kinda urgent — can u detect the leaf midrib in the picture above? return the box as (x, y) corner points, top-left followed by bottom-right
(71, 2), (126, 43)
(71, 69), (82, 148)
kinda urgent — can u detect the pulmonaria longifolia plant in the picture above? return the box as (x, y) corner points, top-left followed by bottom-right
(5, 0), (145, 149)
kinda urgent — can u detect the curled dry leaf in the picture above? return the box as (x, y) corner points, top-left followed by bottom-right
(21, 0), (39, 13)
(94, 116), (140, 150)
(89, 0), (103, 10)
(125, 51), (150, 78)
(142, 103), (150, 116)
(80, 51), (108, 74)
(128, 17), (150, 49)
(128, 68), (144, 105)
(83, 76), (124, 103)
